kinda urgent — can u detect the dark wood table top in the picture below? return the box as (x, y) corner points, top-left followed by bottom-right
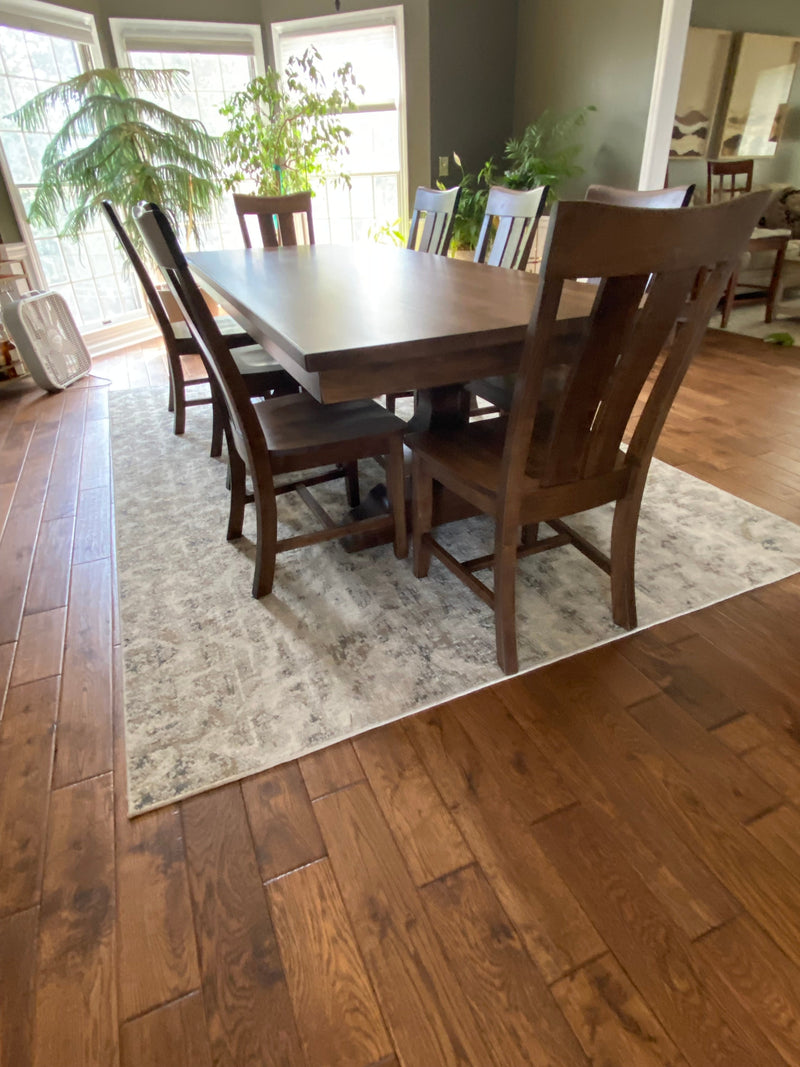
(188, 244), (594, 403)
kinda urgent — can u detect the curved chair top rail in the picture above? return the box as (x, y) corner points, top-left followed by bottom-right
(586, 183), (695, 209)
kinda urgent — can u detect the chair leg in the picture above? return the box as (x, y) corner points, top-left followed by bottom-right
(169, 353), (187, 435)
(226, 446), (247, 541)
(493, 531), (519, 674)
(344, 462), (360, 508)
(720, 269), (737, 329)
(609, 494), (640, 630)
(411, 452), (433, 577)
(251, 478), (277, 599)
(385, 394), (397, 414)
(387, 436), (408, 559)
(520, 523), (539, 547)
(167, 377), (174, 414)
(210, 400), (224, 458)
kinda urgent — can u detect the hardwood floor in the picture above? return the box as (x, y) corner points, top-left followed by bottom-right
(2, 328), (800, 1065)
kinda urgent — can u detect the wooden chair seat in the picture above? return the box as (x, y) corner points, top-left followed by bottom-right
(136, 201), (408, 598)
(173, 315), (250, 342)
(409, 192), (771, 675)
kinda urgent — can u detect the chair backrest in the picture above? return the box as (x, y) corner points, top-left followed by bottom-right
(135, 202), (273, 485)
(473, 185), (549, 270)
(233, 191), (315, 249)
(407, 186), (460, 255)
(706, 159), (754, 203)
(586, 183), (695, 209)
(101, 200), (180, 351)
(497, 191), (771, 524)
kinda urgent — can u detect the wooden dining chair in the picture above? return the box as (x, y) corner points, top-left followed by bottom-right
(136, 201), (408, 598)
(409, 191), (770, 674)
(103, 202), (297, 457)
(407, 186), (460, 255)
(465, 183), (696, 420)
(233, 192), (315, 249)
(706, 159), (753, 203)
(473, 185), (549, 269)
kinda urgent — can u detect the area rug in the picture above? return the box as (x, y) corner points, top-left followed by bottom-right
(111, 387), (800, 814)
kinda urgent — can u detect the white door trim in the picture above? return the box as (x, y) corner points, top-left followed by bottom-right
(638, 0), (693, 191)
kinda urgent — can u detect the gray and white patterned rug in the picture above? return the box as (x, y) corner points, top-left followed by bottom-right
(110, 387), (800, 814)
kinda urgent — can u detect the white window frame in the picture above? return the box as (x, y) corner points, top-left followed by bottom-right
(0, 0), (154, 353)
(109, 18), (266, 75)
(271, 5), (409, 234)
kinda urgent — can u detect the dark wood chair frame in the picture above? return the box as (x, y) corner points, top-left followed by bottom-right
(233, 191), (315, 249)
(136, 202), (409, 598)
(102, 201), (296, 457)
(409, 191), (771, 674)
(706, 159), (754, 203)
(586, 183), (696, 208)
(406, 186), (461, 255)
(473, 184), (549, 269)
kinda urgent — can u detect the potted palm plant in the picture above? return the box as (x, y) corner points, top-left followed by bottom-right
(8, 66), (221, 257)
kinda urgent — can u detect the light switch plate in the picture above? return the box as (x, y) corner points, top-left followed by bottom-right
(438, 155), (449, 177)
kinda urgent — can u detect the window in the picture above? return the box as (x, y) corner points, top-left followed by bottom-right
(111, 19), (265, 251)
(272, 7), (408, 244)
(0, 0), (146, 336)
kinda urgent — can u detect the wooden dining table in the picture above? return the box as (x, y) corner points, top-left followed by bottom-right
(187, 243), (595, 432)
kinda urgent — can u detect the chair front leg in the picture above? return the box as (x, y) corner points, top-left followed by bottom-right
(226, 446), (247, 542)
(493, 525), (519, 674)
(344, 461), (360, 508)
(609, 491), (641, 630)
(251, 475), (278, 599)
(387, 436), (408, 559)
(411, 452), (433, 577)
(210, 399), (224, 458)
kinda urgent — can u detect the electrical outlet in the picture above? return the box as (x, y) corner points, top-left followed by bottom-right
(438, 155), (449, 177)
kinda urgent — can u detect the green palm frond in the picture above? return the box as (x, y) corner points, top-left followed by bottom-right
(7, 66), (221, 257)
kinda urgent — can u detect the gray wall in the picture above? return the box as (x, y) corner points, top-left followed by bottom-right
(428, 0), (517, 181)
(670, 0), (800, 193)
(513, 0), (663, 199)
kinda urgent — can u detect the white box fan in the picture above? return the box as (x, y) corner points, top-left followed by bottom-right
(1, 290), (91, 391)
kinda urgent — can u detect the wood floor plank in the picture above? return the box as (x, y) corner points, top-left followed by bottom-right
(0, 907), (37, 1067)
(24, 515), (76, 616)
(712, 713), (774, 755)
(0, 678), (58, 915)
(314, 782), (493, 1067)
(241, 761), (326, 883)
(504, 686), (738, 940)
(0, 642), (14, 714)
(551, 954), (689, 1067)
(120, 994), (212, 1067)
(405, 703), (605, 983)
(33, 774), (117, 1067)
(181, 783), (307, 1067)
(628, 692), (781, 822)
(421, 864), (589, 1066)
(0, 503), (43, 646)
(41, 387), (86, 522)
(9, 607), (66, 688)
(353, 721), (473, 887)
(299, 740), (364, 799)
(12, 421), (58, 512)
(743, 739), (800, 807)
(0, 419), (34, 485)
(0, 482), (13, 540)
(533, 804), (785, 1067)
(79, 417), (110, 490)
(72, 485), (111, 564)
(747, 805), (800, 878)
(53, 558), (113, 787)
(696, 915), (800, 1066)
(268, 858), (393, 1067)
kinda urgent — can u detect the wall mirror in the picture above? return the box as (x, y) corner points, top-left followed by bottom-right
(721, 32), (800, 157)
(671, 27), (732, 158)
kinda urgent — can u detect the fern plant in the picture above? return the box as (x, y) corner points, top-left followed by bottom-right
(8, 67), (221, 255)
(504, 105), (596, 194)
(220, 47), (362, 196)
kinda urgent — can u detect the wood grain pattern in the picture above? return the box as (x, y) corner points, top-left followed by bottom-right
(72, 485), (111, 564)
(314, 782), (492, 1067)
(181, 783), (307, 1067)
(33, 774), (117, 1067)
(24, 515), (76, 616)
(299, 740), (364, 799)
(551, 954), (689, 1067)
(0, 677), (57, 914)
(10, 607), (66, 687)
(421, 864), (589, 1066)
(533, 803), (785, 1066)
(748, 805), (800, 878)
(0, 503), (43, 645)
(120, 994), (213, 1067)
(268, 858), (393, 1067)
(0, 907), (37, 1067)
(353, 722), (473, 886)
(53, 557), (113, 787)
(241, 761), (326, 883)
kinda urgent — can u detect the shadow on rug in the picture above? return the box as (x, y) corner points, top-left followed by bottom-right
(111, 387), (800, 813)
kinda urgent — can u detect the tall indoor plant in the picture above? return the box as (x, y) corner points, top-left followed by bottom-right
(219, 47), (362, 196)
(8, 67), (221, 255)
